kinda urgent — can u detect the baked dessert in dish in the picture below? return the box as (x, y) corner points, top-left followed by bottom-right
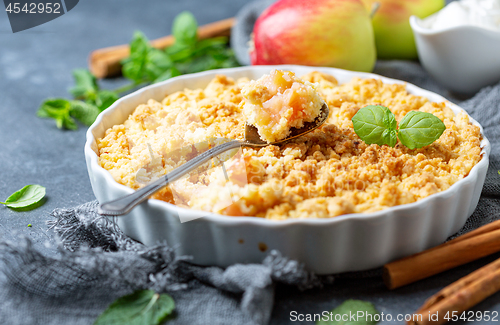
(97, 70), (482, 220)
(241, 69), (324, 143)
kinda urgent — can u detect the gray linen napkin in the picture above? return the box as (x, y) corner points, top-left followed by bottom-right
(1, 1), (499, 324)
(0, 200), (323, 325)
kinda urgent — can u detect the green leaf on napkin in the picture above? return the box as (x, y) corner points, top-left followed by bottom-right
(1, 185), (46, 210)
(317, 299), (379, 325)
(352, 105), (445, 149)
(94, 290), (175, 325)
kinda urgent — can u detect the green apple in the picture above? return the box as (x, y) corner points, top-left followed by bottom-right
(251, 0), (376, 72)
(362, 0), (445, 59)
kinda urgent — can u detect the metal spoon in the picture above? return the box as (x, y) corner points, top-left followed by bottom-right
(97, 103), (329, 216)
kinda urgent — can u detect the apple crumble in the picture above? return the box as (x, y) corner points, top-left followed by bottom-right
(241, 70), (324, 143)
(97, 71), (482, 220)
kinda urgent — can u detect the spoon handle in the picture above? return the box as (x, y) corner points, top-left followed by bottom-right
(98, 140), (243, 216)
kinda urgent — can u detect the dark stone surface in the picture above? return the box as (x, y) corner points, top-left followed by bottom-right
(0, 0), (498, 324)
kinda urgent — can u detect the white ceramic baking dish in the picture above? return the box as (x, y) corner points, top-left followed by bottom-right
(85, 65), (490, 274)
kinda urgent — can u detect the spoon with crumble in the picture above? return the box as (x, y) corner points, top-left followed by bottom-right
(97, 103), (329, 216)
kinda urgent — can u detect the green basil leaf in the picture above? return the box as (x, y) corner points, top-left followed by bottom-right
(69, 101), (100, 126)
(69, 69), (98, 100)
(95, 90), (119, 111)
(62, 114), (78, 130)
(153, 67), (181, 84)
(130, 31), (150, 58)
(0, 185), (46, 209)
(183, 55), (218, 74)
(165, 43), (195, 63)
(352, 105), (396, 147)
(218, 53), (240, 69)
(38, 99), (79, 130)
(145, 49), (174, 81)
(148, 49), (173, 70)
(122, 31), (150, 83)
(213, 48), (240, 67)
(172, 11), (198, 45)
(189, 37), (228, 59)
(122, 61), (144, 84)
(382, 129), (398, 147)
(55, 116), (64, 129)
(36, 106), (51, 118)
(195, 37), (229, 50)
(317, 299), (379, 325)
(94, 290), (175, 325)
(383, 107), (397, 132)
(397, 111), (446, 149)
(38, 99), (71, 118)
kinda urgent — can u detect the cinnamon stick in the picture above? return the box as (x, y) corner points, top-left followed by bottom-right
(408, 257), (500, 325)
(89, 17), (235, 78)
(384, 219), (500, 289)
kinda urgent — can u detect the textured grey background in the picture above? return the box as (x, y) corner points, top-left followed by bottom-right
(0, 0), (499, 324)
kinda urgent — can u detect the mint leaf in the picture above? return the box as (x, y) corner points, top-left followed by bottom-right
(37, 99), (78, 130)
(38, 98), (103, 129)
(69, 101), (101, 126)
(122, 31), (150, 83)
(121, 13), (238, 85)
(398, 111), (446, 149)
(69, 69), (98, 100)
(352, 105), (396, 147)
(383, 107), (397, 131)
(61, 114), (78, 130)
(148, 49), (173, 71)
(94, 290), (175, 325)
(38, 11), (239, 132)
(382, 129), (398, 147)
(38, 99), (71, 118)
(153, 67), (181, 84)
(352, 106), (446, 149)
(196, 37), (229, 50)
(145, 49), (174, 82)
(165, 42), (194, 62)
(172, 11), (198, 45)
(0, 185), (46, 210)
(317, 299), (379, 325)
(95, 90), (119, 111)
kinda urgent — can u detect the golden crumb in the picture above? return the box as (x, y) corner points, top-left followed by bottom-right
(241, 69), (324, 143)
(97, 71), (482, 220)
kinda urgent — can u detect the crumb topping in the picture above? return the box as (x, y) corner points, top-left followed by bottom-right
(97, 71), (482, 220)
(241, 70), (324, 143)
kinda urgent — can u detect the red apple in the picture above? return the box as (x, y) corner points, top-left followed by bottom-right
(250, 0), (376, 72)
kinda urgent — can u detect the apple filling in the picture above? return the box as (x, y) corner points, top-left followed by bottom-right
(241, 70), (324, 143)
